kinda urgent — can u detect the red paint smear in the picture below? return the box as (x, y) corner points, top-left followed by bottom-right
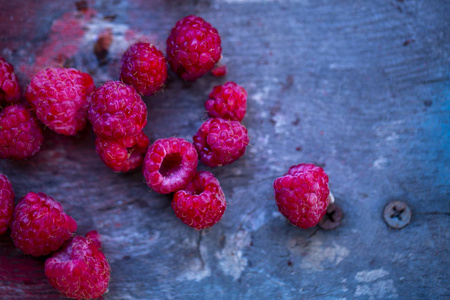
(124, 29), (163, 52)
(124, 29), (155, 44)
(125, 29), (139, 42)
(20, 9), (96, 79)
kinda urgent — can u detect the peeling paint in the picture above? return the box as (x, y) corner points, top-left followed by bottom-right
(215, 230), (250, 280)
(178, 257), (211, 282)
(373, 156), (387, 169)
(292, 240), (350, 272)
(355, 280), (398, 299)
(355, 268), (389, 283)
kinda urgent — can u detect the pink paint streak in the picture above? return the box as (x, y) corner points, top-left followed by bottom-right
(20, 9), (96, 80)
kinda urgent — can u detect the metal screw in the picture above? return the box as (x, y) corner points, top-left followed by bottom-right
(383, 201), (412, 229)
(319, 203), (343, 230)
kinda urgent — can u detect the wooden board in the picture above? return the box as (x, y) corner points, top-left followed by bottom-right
(0, 0), (449, 299)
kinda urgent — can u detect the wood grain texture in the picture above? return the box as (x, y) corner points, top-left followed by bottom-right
(0, 0), (449, 299)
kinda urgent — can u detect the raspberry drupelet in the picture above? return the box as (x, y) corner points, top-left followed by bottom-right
(0, 104), (44, 160)
(211, 65), (227, 77)
(193, 118), (249, 167)
(0, 174), (14, 235)
(273, 163), (331, 229)
(172, 171), (226, 230)
(120, 42), (168, 96)
(143, 137), (198, 194)
(166, 15), (222, 81)
(45, 231), (111, 300)
(0, 57), (21, 105)
(95, 131), (150, 172)
(88, 81), (147, 140)
(10, 192), (77, 256)
(25, 68), (95, 135)
(205, 82), (247, 122)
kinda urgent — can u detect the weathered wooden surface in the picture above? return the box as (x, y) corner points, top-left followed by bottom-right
(0, 0), (449, 299)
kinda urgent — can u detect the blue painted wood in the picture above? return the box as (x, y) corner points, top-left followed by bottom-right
(0, 0), (449, 299)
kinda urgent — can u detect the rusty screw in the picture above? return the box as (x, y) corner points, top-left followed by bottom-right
(383, 201), (412, 229)
(319, 203), (343, 230)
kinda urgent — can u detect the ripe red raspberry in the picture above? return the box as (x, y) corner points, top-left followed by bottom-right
(0, 174), (14, 235)
(88, 81), (147, 140)
(193, 118), (249, 167)
(205, 82), (247, 122)
(0, 104), (44, 160)
(10, 192), (77, 256)
(120, 42), (168, 96)
(172, 171), (226, 230)
(143, 137), (198, 194)
(273, 164), (331, 229)
(45, 231), (111, 300)
(95, 131), (150, 172)
(211, 65), (227, 77)
(25, 68), (95, 136)
(0, 57), (20, 104)
(166, 15), (222, 81)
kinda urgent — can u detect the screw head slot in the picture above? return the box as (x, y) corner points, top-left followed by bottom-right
(383, 201), (412, 229)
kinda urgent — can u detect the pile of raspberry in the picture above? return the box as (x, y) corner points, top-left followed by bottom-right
(1, 12), (334, 300)
(0, 174), (111, 299)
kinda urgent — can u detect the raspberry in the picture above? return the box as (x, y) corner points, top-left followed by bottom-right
(10, 192), (77, 256)
(25, 68), (95, 135)
(143, 137), (198, 194)
(120, 42), (168, 96)
(172, 171), (226, 230)
(0, 104), (44, 160)
(45, 231), (111, 300)
(205, 82), (247, 122)
(166, 15), (222, 81)
(0, 174), (14, 235)
(273, 164), (331, 229)
(211, 65), (227, 77)
(193, 118), (249, 167)
(0, 57), (21, 104)
(95, 131), (150, 172)
(88, 81), (147, 140)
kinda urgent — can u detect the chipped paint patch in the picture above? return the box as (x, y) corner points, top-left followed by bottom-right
(243, 209), (267, 231)
(272, 211), (283, 218)
(373, 156), (387, 169)
(354, 269), (397, 299)
(248, 133), (270, 154)
(355, 268), (389, 282)
(355, 280), (398, 299)
(178, 258), (211, 282)
(215, 230), (250, 280)
(273, 113), (289, 135)
(251, 86), (270, 106)
(294, 240), (350, 272)
(178, 235), (211, 281)
(392, 252), (413, 263)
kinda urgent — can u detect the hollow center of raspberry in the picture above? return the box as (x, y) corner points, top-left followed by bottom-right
(160, 153), (183, 177)
(193, 186), (205, 196)
(126, 147), (134, 156)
